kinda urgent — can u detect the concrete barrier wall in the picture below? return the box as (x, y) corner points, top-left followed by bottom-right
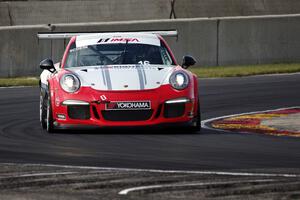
(0, 25), (52, 77)
(175, 0), (300, 18)
(0, 3), (11, 26)
(1, 15), (300, 77)
(0, 0), (171, 26)
(218, 16), (300, 65)
(3, 0), (300, 26)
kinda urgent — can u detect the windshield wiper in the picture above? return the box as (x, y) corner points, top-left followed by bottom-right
(121, 39), (129, 64)
(89, 45), (114, 65)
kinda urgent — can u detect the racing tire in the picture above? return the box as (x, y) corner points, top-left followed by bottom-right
(189, 98), (201, 133)
(39, 90), (47, 129)
(46, 89), (55, 133)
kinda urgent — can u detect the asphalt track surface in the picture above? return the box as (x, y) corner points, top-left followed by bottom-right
(0, 73), (300, 172)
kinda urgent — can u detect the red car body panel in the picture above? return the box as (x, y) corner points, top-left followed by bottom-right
(46, 34), (199, 128)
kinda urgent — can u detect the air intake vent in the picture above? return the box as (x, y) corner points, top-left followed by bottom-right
(68, 105), (90, 120)
(163, 103), (185, 118)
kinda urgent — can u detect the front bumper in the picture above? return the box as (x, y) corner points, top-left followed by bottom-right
(51, 85), (196, 127)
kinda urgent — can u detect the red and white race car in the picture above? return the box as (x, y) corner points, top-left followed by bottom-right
(39, 31), (200, 133)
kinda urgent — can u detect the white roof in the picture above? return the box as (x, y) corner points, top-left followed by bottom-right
(75, 32), (161, 47)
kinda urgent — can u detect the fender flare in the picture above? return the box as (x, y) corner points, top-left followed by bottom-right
(192, 75), (199, 114)
(47, 78), (56, 121)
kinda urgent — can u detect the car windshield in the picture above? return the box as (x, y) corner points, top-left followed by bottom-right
(65, 42), (175, 68)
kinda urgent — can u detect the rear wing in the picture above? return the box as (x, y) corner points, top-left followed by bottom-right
(37, 30), (178, 39)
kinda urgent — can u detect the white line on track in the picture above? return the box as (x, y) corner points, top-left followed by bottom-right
(18, 172), (77, 178)
(0, 172), (77, 180)
(201, 106), (300, 133)
(118, 179), (275, 195)
(2, 163), (299, 178)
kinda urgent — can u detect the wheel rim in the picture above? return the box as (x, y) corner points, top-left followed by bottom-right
(39, 95), (43, 123)
(46, 97), (51, 131)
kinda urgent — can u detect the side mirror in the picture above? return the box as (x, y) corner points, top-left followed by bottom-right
(40, 58), (56, 73)
(182, 55), (196, 69)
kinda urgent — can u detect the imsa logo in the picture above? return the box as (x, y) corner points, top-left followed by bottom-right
(106, 101), (151, 110)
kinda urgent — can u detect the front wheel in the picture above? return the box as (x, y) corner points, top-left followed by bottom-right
(39, 91), (47, 129)
(189, 98), (201, 133)
(46, 90), (55, 133)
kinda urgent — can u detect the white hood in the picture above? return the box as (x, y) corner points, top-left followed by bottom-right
(67, 65), (175, 91)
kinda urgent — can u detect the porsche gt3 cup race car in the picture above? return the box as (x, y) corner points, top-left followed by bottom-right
(38, 31), (201, 133)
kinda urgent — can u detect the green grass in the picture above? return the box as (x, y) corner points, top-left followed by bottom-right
(0, 77), (39, 87)
(190, 63), (300, 78)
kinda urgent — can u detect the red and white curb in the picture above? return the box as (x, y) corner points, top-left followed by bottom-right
(201, 107), (300, 137)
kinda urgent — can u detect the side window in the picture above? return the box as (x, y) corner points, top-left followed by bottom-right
(65, 42), (77, 68)
(160, 41), (174, 65)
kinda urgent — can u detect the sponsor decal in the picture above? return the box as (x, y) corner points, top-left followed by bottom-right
(97, 38), (140, 44)
(106, 101), (151, 110)
(100, 95), (107, 101)
(111, 38), (139, 42)
(98, 38), (110, 43)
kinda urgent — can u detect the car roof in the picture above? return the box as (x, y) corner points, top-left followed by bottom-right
(75, 32), (161, 47)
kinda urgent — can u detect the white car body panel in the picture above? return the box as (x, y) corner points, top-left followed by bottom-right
(67, 65), (175, 91)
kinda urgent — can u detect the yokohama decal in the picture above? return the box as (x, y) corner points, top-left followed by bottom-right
(106, 101), (151, 110)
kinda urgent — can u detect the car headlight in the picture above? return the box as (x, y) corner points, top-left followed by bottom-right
(60, 74), (81, 93)
(169, 71), (189, 90)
